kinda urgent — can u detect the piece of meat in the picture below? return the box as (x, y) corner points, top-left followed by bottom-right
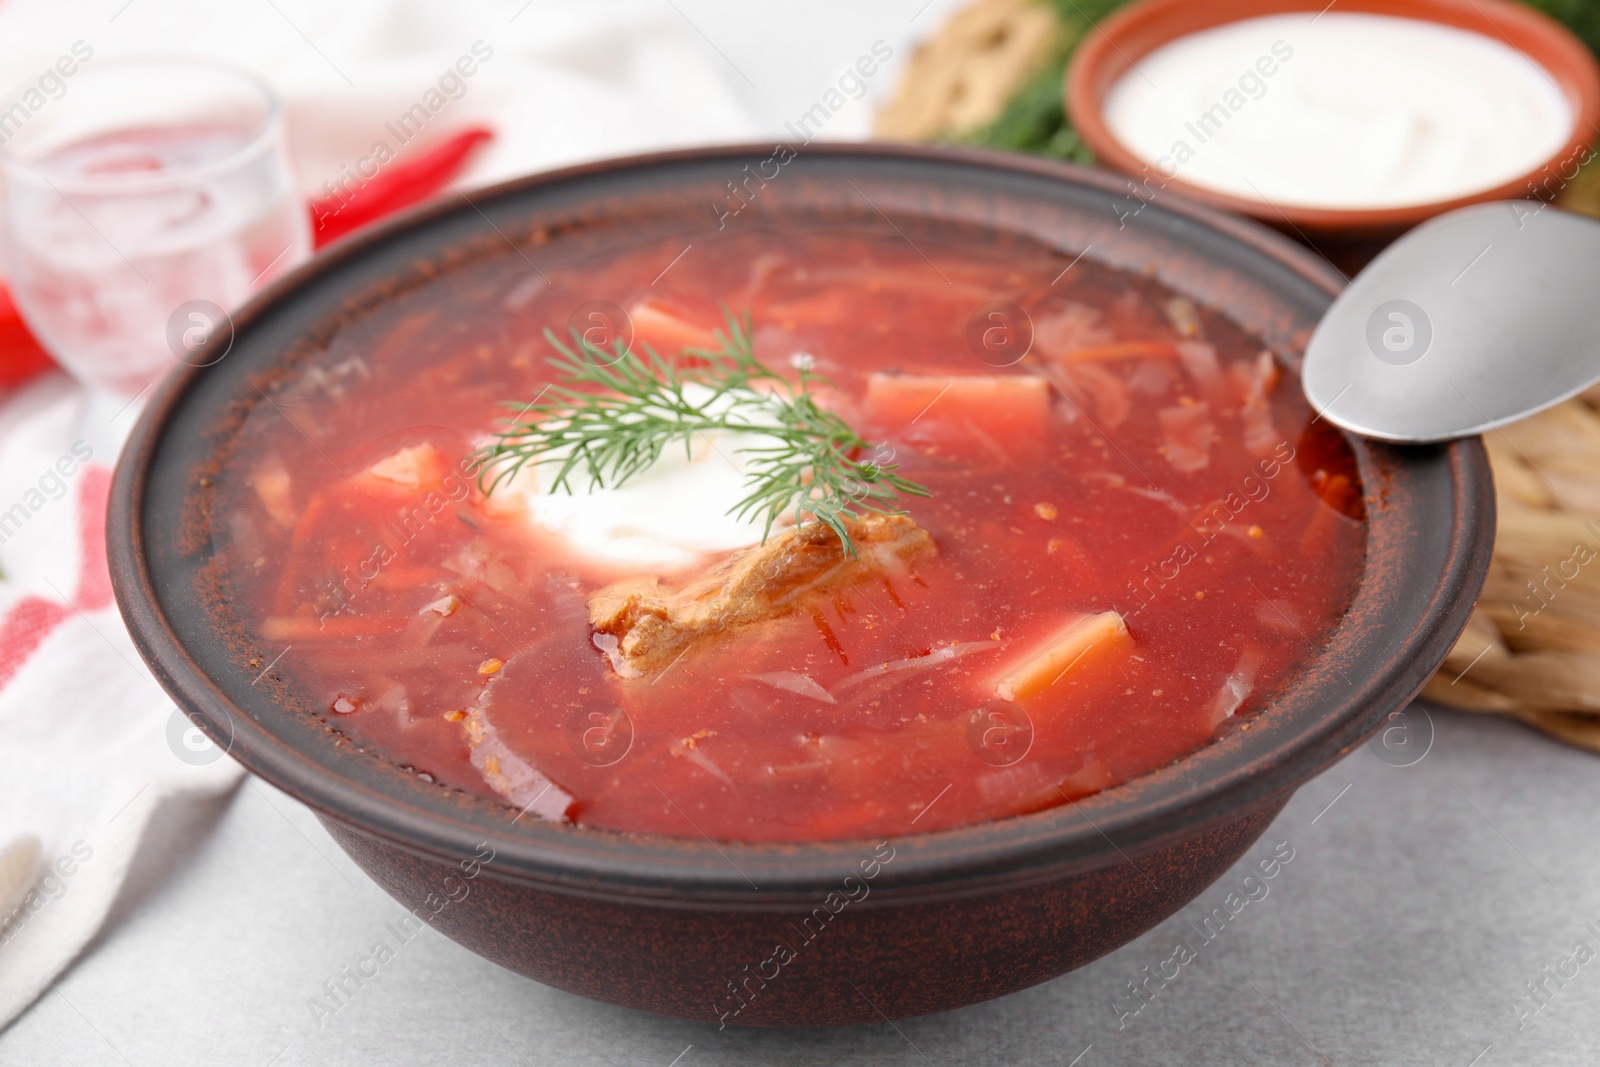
(589, 513), (936, 678)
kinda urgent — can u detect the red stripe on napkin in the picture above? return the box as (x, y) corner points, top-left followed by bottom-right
(74, 467), (113, 611)
(0, 598), (72, 690)
(0, 466), (114, 691)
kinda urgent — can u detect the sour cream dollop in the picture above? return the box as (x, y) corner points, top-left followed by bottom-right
(483, 384), (783, 573)
(1102, 12), (1573, 210)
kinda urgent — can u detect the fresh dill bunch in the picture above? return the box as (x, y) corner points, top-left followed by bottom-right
(475, 311), (930, 557)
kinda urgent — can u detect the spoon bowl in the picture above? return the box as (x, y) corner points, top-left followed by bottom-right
(1304, 201), (1600, 443)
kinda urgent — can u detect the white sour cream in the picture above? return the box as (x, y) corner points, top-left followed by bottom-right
(483, 385), (781, 573)
(1102, 13), (1573, 210)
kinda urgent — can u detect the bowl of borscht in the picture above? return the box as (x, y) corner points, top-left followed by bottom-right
(109, 143), (1493, 1026)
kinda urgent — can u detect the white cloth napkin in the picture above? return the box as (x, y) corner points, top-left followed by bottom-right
(0, 378), (246, 1029)
(0, 0), (769, 1030)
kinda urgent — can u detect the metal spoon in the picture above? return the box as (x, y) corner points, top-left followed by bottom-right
(1302, 201), (1600, 444)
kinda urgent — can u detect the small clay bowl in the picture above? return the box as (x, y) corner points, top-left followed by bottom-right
(108, 143), (1493, 1026)
(1066, 0), (1600, 245)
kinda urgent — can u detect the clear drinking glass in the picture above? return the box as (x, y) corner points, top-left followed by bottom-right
(0, 57), (310, 399)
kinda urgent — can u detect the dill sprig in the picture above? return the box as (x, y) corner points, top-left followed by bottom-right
(474, 310), (929, 556)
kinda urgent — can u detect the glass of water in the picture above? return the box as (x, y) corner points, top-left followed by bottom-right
(0, 57), (310, 400)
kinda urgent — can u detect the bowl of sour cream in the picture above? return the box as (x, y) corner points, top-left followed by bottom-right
(1067, 0), (1600, 241)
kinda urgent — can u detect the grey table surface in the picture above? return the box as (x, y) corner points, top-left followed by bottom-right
(1, 703), (1596, 1067)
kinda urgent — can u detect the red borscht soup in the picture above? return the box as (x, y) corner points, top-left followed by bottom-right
(219, 227), (1366, 843)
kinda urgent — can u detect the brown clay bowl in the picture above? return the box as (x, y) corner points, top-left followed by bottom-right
(1066, 0), (1600, 247)
(108, 143), (1493, 1027)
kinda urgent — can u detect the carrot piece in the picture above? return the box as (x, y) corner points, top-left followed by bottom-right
(259, 615), (404, 642)
(273, 490), (331, 613)
(365, 566), (449, 592)
(627, 300), (718, 353)
(992, 611), (1132, 703)
(865, 373), (1049, 451)
(285, 490), (331, 558)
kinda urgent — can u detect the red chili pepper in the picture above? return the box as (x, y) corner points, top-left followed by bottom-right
(0, 285), (58, 388)
(308, 125), (495, 248)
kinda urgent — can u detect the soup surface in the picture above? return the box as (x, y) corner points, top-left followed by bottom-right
(218, 226), (1366, 842)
